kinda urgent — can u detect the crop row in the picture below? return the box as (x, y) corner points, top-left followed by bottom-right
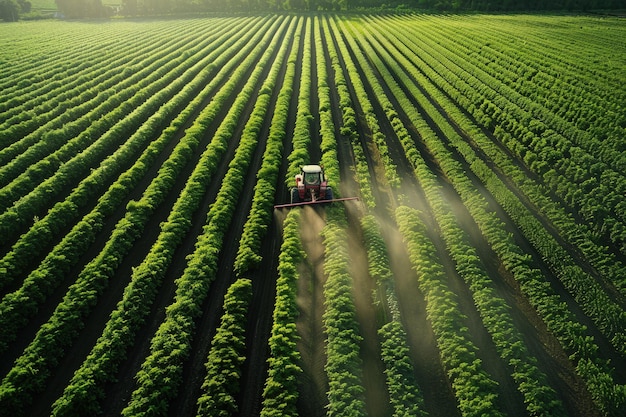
(361, 215), (427, 417)
(342, 17), (564, 415)
(195, 278), (253, 417)
(119, 16), (293, 416)
(50, 16), (274, 417)
(379, 15), (626, 253)
(396, 206), (504, 417)
(285, 20), (312, 187)
(0, 35), (215, 239)
(0, 25), (193, 144)
(0, 16), (275, 417)
(324, 18), (416, 417)
(359, 17), (626, 356)
(0, 25), (215, 184)
(206, 15), (301, 417)
(0, 18), (268, 354)
(0, 19), (253, 289)
(234, 15), (300, 276)
(261, 18), (309, 417)
(260, 210), (303, 417)
(357, 18), (625, 414)
(314, 17), (368, 415)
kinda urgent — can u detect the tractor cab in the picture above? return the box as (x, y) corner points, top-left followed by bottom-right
(301, 165), (323, 186)
(293, 165), (331, 203)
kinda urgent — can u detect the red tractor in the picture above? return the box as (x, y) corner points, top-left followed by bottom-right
(274, 164), (358, 209)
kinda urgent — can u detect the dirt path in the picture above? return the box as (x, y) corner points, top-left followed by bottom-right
(296, 206), (330, 417)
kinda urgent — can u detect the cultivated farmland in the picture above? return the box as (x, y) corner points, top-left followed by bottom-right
(0, 13), (625, 417)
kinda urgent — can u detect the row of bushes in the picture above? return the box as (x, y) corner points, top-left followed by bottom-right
(0, 40), (148, 147)
(234, 15), (300, 276)
(326, 18), (429, 416)
(285, 18), (312, 188)
(119, 16), (292, 416)
(261, 19), (309, 417)
(199, 16), (301, 417)
(260, 209), (304, 417)
(431, 14), (625, 169)
(0, 18), (262, 353)
(362, 215), (428, 417)
(0, 29), (206, 208)
(0, 39), (203, 241)
(396, 206), (504, 417)
(0, 17), (274, 417)
(348, 18), (584, 416)
(0, 27), (233, 290)
(325, 15), (400, 191)
(382, 15), (626, 255)
(196, 278), (253, 416)
(355, 19), (625, 415)
(317, 18), (367, 414)
(366, 22), (626, 356)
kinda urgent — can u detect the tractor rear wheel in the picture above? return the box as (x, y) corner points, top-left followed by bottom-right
(325, 187), (333, 201)
(291, 188), (300, 204)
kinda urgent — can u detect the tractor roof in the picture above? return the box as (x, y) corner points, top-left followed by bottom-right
(302, 164), (322, 173)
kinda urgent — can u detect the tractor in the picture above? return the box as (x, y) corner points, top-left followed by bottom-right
(274, 164), (358, 209)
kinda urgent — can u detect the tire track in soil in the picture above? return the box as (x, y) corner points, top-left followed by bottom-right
(361, 20), (606, 416)
(297, 206), (330, 417)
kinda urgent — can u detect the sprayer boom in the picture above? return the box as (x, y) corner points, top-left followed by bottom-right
(274, 196), (359, 209)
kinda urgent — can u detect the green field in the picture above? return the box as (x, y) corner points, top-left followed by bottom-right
(0, 13), (624, 417)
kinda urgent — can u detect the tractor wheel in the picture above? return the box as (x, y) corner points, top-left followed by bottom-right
(291, 188), (300, 204)
(325, 187), (334, 201)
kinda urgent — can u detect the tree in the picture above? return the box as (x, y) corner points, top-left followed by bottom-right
(55, 0), (107, 18)
(0, 0), (19, 21)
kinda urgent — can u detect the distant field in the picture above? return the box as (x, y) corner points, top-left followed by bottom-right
(0, 13), (624, 417)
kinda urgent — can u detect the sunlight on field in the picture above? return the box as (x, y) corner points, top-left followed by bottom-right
(0, 13), (624, 417)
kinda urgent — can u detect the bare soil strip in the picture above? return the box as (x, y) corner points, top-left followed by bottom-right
(296, 206), (330, 417)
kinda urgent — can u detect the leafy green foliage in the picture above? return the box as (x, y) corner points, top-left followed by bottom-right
(196, 278), (252, 417)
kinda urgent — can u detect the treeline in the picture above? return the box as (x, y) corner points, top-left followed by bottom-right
(47, 0), (625, 20)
